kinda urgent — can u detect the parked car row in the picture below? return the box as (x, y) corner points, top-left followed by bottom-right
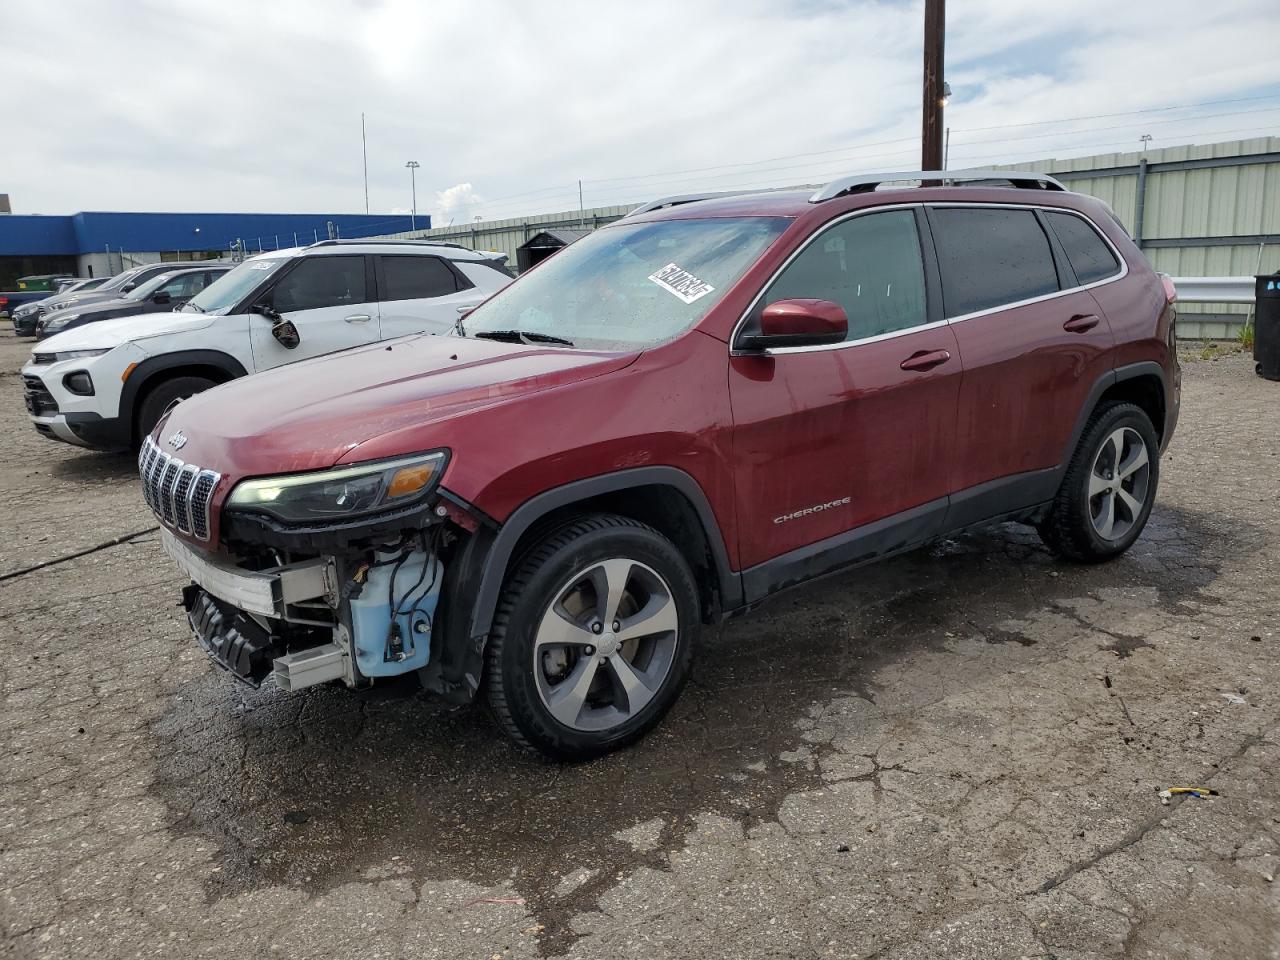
(21, 174), (1180, 760)
(9, 260), (219, 335)
(21, 239), (512, 447)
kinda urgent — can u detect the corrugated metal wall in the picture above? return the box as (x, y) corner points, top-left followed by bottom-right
(380, 137), (1280, 340)
(1006, 137), (1280, 338)
(378, 205), (634, 269)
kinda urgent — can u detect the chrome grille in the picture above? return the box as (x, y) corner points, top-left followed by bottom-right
(137, 436), (220, 541)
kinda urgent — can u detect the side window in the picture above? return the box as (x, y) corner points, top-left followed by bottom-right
(169, 273), (205, 297)
(1044, 211), (1121, 285)
(930, 208), (1060, 318)
(760, 210), (927, 342)
(270, 256), (367, 312)
(379, 255), (461, 302)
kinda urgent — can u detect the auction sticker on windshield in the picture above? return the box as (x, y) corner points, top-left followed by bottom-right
(648, 263), (716, 304)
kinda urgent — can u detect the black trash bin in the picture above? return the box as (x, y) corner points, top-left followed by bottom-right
(1256, 273), (1280, 381)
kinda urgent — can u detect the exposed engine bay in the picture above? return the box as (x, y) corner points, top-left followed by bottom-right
(166, 520), (454, 694)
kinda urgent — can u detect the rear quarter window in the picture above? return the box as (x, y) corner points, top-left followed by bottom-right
(379, 255), (464, 301)
(1044, 211), (1121, 285)
(930, 207), (1060, 318)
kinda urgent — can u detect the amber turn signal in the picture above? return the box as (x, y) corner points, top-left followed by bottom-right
(387, 463), (437, 498)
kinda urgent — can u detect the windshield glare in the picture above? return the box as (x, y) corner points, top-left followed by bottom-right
(185, 257), (288, 313)
(463, 216), (790, 349)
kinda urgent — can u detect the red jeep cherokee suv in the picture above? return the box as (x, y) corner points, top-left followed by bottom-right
(143, 170), (1179, 760)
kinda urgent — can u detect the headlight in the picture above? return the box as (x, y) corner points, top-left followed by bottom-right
(226, 451), (448, 524)
(42, 314), (80, 331)
(36, 348), (111, 362)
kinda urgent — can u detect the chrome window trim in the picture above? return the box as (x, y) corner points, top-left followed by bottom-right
(730, 201), (1129, 357)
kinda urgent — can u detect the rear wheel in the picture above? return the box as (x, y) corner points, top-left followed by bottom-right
(135, 375), (216, 446)
(485, 514), (698, 760)
(1038, 401), (1159, 562)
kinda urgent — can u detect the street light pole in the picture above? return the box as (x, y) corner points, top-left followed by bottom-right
(405, 160), (421, 231)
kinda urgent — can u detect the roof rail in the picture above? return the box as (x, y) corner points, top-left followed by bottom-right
(810, 169), (1066, 203)
(626, 190), (760, 218)
(304, 238), (474, 251)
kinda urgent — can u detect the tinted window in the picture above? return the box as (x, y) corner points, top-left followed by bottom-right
(1044, 211), (1121, 285)
(380, 256), (460, 301)
(931, 208), (1060, 318)
(759, 210), (927, 342)
(270, 256), (367, 312)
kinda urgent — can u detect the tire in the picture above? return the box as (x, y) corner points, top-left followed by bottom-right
(135, 375), (216, 446)
(484, 513), (699, 760)
(1037, 401), (1160, 562)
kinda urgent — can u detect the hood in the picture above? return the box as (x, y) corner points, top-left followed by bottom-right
(44, 296), (149, 324)
(160, 335), (640, 475)
(36, 311), (215, 352)
(39, 289), (121, 311)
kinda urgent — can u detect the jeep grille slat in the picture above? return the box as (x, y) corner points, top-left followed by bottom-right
(138, 436), (219, 541)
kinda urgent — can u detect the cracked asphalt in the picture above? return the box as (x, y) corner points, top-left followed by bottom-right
(2, 329), (1278, 959)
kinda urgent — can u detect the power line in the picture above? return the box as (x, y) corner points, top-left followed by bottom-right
(950, 92), (1280, 133)
(954, 105), (1280, 147)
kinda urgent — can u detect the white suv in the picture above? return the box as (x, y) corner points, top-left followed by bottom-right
(21, 240), (512, 450)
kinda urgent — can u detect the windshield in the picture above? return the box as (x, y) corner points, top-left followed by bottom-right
(463, 216), (790, 350)
(185, 257), (289, 313)
(99, 269), (140, 293)
(123, 271), (177, 301)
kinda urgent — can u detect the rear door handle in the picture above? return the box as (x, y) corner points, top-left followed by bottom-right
(900, 349), (952, 372)
(344, 314), (372, 323)
(1063, 313), (1100, 333)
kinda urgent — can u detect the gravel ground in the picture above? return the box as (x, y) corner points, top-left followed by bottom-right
(1, 330), (1278, 960)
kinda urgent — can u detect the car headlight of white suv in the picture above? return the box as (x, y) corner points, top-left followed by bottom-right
(34, 348), (112, 362)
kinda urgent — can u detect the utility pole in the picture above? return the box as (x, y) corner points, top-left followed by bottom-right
(578, 179), (585, 228)
(922, 0), (945, 171)
(362, 113), (370, 215)
(405, 160), (420, 231)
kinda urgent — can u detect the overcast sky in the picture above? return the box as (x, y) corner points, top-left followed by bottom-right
(6, 0), (1280, 226)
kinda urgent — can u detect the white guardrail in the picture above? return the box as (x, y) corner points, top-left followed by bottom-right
(1170, 277), (1254, 304)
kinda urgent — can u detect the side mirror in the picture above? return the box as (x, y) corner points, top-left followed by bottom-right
(151, 291), (172, 305)
(121, 283), (136, 293)
(271, 319), (300, 349)
(251, 301), (281, 321)
(739, 299), (848, 351)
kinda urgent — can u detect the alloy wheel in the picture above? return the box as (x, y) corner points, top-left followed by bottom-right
(1088, 426), (1151, 541)
(533, 558), (680, 732)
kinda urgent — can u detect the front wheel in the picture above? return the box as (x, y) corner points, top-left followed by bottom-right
(484, 514), (699, 760)
(1038, 401), (1160, 562)
(135, 375), (216, 447)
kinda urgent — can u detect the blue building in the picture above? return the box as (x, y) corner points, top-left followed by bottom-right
(0, 210), (424, 286)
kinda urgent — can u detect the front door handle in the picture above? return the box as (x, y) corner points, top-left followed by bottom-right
(900, 349), (952, 372)
(1063, 313), (1100, 333)
(344, 314), (372, 324)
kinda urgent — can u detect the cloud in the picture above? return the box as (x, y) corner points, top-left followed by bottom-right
(432, 184), (484, 226)
(4, 0), (1279, 219)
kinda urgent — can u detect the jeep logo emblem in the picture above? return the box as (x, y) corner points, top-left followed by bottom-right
(167, 431), (188, 450)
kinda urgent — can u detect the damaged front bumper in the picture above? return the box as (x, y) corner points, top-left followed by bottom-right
(164, 528), (444, 693)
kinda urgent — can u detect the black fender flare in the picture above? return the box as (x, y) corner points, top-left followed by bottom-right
(120, 349), (248, 429)
(1060, 361), (1166, 470)
(427, 467), (741, 701)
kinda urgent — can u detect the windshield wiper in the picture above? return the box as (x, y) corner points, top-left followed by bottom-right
(473, 329), (574, 347)
(183, 302), (204, 313)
